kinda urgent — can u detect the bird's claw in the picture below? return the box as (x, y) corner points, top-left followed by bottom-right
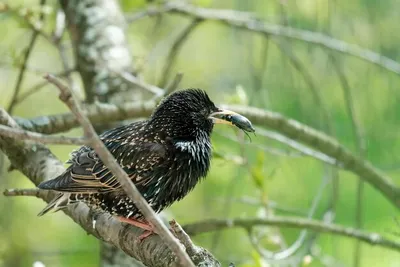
(137, 230), (156, 241)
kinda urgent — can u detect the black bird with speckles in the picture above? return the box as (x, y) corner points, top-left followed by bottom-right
(38, 89), (254, 239)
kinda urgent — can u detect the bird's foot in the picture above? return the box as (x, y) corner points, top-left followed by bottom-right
(117, 216), (156, 241)
(138, 230), (155, 241)
(118, 217), (182, 241)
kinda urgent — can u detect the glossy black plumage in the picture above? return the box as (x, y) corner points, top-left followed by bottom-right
(38, 89), (223, 219)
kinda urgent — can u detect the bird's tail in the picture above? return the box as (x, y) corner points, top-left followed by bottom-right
(37, 193), (71, 216)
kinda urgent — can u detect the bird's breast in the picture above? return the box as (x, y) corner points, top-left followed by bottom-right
(150, 136), (212, 205)
(174, 136), (211, 180)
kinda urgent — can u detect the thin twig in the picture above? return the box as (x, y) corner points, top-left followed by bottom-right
(330, 56), (366, 267)
(311, 245), (346, 267)
(127, 5), (174, 23)
(44, 74), (195, 267)
(169, 220), (197, 256)
(274, 39), (333, 132)
(0, 123), (86, 145)
(158, 19), (202, 87)
(14, 68), (76, 104)
(164, 72), (184, 96)
(215, 131), (305, 158)
(57, 43), (75, 90)
(227, 196), (307, 216)
(183, 216), (400, 252)
(324, 4), (341, 255)
(119, 71), (165, 96)
(254, 128), (339, 167)
(249, 36), (270, 105)
(248, 167), (331, 263)
(7, 0), (47, 113)
(3, 188), (42, 197)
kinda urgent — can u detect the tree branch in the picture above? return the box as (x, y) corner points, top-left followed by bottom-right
(0, 123), (86, 145)
(14, 68), (76, 105)
(4, 188), (42, 197)
(183, 217), (400, 252)
(14, 100), (157, 134)
(126, 1), (400, 76)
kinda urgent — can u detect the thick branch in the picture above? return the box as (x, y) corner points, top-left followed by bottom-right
(0, 106), (219, 267)
(14, 100), (156, 134)
(184, 217), (400, 252)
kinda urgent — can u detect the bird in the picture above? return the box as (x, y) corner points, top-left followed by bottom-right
(37, 88), (255, 240)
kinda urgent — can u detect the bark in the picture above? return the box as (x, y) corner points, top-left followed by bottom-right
(59, 0), (150, 103)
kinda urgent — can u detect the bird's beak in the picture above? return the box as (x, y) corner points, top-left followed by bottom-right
(209, 109), (238, 126)
(209, 109), (255, 132)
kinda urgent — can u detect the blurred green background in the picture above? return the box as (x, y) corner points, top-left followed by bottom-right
(1, 0), (399, 266)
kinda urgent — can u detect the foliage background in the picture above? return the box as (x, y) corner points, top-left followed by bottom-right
(0, 0), (399, 266)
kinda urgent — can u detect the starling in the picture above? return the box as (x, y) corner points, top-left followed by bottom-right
(37, 89), (254, 239)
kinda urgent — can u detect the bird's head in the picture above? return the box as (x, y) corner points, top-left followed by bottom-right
(150, 89), (254, 139)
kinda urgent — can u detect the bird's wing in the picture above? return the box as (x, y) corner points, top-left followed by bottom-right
(38, 122), (168, 193)
(68, 141), (167, 192)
